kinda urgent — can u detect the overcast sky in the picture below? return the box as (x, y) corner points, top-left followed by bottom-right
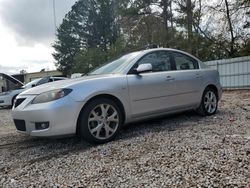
(0, 0), (77, 75)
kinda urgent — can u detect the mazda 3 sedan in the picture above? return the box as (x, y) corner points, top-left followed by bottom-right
(12, 48), (222, 144)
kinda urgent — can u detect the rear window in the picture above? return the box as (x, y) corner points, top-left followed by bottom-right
(173, 52), (199, 70)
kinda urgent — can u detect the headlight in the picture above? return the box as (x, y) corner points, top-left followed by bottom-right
(31, 88), (72, 104)
(0, 91), (11, 96)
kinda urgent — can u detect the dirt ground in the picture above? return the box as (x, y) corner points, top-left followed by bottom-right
(0, 90), (250, 187)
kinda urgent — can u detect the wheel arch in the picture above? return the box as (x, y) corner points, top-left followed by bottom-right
(205, 84), (219, 98)
(197, 84), (219, 116)
(76, 94), (126, 135)
(197, 84), (219, 109)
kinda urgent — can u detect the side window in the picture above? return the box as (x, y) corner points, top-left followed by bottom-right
(53, 78), (63, 81)
(173, 52), (199, 70)
(36, 77), (50, 86)
(137, 51), (172, 72)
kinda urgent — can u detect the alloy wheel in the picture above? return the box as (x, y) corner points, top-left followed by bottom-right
(204, 91), (217, 114)
(88, 103), (119, 140)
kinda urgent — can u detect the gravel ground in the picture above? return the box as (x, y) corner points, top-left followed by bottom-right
(0, 90), (250, 187)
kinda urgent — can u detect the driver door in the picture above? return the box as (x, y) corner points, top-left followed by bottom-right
(127, 51), (176, 118)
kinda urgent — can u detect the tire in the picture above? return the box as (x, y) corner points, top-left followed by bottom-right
(197, 88), (218, 116)
(78, 98), (123, 144)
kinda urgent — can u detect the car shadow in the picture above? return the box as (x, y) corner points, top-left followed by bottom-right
(118, 110), (202, 139)
(0, 135), (92, 172)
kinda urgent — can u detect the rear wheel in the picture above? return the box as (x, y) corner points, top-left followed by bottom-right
(197, 88), (218, 116)
(78, 98), (122, 144)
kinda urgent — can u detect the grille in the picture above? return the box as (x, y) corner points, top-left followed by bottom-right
(14, 98), (26, 108)
(14, 119), (26, 131)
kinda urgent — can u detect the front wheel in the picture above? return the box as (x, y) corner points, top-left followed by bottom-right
(78, 98), (122, 144)
(197, 88), (218, 116)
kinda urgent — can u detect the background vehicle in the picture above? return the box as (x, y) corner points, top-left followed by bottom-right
(0, 73), (24, 107)
(0, 74), (66, 107)
(12, 48), (222, 144)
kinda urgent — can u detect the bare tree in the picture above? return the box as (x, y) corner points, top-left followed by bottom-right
(224, 0), (236, 56)
(186, 0), (193, 43)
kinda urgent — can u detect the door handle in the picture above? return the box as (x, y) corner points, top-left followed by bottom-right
(165, 76), (175, 81)
(195, 73), (202, 79)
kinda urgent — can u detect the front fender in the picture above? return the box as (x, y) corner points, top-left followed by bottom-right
(69, 75), (132, 122)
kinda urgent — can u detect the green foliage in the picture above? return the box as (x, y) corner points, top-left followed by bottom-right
(73, 48), (107, 74)
(52, 16), (82, 76)
(73, 37), (127, 74)
(86, 0), (118, 50)
(52, 0), (90, 75)
(53, 0), (119, 75)
(238, 39), (250, 56)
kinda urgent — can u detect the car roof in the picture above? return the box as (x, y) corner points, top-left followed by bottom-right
(136, 48), (201, 62)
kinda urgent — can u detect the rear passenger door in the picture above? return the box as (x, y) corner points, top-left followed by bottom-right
(171, 52), (203, 107)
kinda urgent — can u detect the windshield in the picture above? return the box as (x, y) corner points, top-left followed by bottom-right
(89, 52), (141, 75)
(22, 78), (41, 89)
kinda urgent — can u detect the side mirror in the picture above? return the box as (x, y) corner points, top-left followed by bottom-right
(31, 84), (36, 88)
(136, 63), (152, 74)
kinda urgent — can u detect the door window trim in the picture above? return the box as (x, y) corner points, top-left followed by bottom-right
(171, 51), (199, 70)
(128, 50), (175, 74)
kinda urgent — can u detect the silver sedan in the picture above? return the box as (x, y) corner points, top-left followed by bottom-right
(12, 48), (222, 144)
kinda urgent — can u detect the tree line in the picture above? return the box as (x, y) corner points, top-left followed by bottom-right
(52, 0), (250, 76)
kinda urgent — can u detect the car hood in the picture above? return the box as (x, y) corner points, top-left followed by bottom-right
(19, 74), (118, 95)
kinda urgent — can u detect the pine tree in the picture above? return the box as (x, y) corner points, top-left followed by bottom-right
(53, 0), (119, 75)
(52, 1), (90, 75)
(52, 17), (81, 76)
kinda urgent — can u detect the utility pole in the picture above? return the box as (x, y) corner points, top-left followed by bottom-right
(186, 0), (193, 53)
(53, 0), (57, 35)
